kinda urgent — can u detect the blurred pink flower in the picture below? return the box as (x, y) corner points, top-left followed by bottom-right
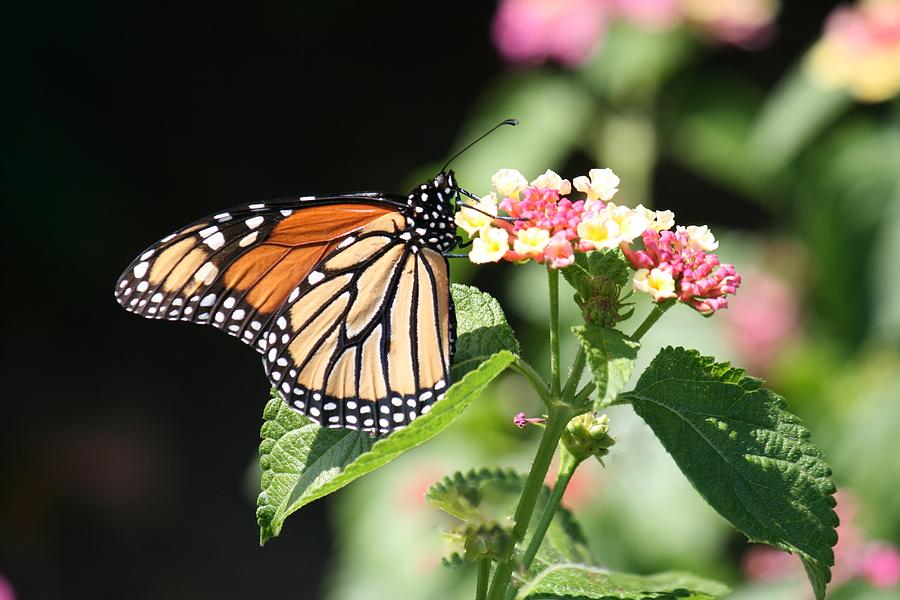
(492, 0), (612, 65)
(723, 269), (799, 374)
(742, 490), (900, 591)
(0, 576), (14, 600)
(861, 544), (900, 588)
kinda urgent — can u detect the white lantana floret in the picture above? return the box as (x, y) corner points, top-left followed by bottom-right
(530, 169), (572, 195)
(573, 168), (620, 202)
(491, 169), (528, 199)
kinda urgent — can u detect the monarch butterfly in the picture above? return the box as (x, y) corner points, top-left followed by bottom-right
(114, 120), (517, 435)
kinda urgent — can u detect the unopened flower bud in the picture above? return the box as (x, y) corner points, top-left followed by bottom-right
(562, 413), (616, 464)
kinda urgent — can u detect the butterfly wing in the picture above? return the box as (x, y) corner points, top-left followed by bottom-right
(114, 194), (405, 349)
(259, 219), (454, 435)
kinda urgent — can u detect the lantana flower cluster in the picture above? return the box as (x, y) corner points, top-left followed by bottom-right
(806, 0), (900, 103)
(456, 168), (741, 314)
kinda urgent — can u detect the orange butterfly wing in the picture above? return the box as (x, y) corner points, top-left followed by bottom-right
(114, 198), (400, 349)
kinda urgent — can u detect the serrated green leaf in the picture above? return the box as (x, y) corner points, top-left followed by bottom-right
(517, 565), (730, 600)
(426, 468), (592, 573)
(257, 350), (517, 543)
(573, 325), (640, 410)
(623, 347), (838, 600)
(451, 283), (519, 380)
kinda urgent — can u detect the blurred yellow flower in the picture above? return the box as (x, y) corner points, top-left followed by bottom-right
(455, 193), (499, 237)
(469, 227), (510, 263)
(530, 169), (572, 195)
(806, 0), (900, 103)
(633, 267), (677, 301)
(513, 227), (551, 257)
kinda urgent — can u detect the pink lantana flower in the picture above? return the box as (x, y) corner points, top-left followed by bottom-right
(620, 228), (741, 314)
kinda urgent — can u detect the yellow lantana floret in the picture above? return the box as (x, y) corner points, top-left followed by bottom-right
(491, 169), (528, 199)
(454, 193), (499, 237)
(633, 268), (676, 301)
(573, 168), (620, 202)
(530, 169), (572, 195)
(513, 227), (551, 257)
(469, 227), (510, 264)
(577, 202), (650, 250)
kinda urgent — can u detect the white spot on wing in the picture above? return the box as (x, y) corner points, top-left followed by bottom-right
(245, 216), (264, 229)
(308, 271), (325, 285)
(133, 262), (149, 278)
(204, 232), (225, 250)
(200, 293), (217, 307)
(239, 231), (258, 247)
(195, 263), (218, 285)
(232, 309), (245, 320)
(199, 225), (218, 238)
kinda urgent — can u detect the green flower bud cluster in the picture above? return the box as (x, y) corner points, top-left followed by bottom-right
(561, 413), (616, 465)
(576, 275), (633, 328)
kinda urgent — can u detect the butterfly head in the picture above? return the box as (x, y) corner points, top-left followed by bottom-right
(403, 171), (460, 254)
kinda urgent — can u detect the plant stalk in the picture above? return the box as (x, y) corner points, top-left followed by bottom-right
(548, 267), (561, 397)
(521, 448), (579, 571)
(476, 558), (491, 600)
(486, 406), (571, 600)
(560, 346), (586, 406)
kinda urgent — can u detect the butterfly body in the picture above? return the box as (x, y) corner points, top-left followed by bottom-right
(115, 171), (461, 435)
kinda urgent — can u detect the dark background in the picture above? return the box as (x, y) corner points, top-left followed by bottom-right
(1, 2), (839, 598)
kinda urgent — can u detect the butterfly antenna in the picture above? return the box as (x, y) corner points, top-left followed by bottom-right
(441, 118), (518, 172)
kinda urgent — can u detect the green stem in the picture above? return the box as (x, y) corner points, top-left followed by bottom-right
(560, 346), (586, 406)
(521, 448), (579, 571)
(573, 382), (596, 408)
(487, 407), (571, 600)
(548, 267), (561, 397)
(630, 301), (673, 342)
(510, 358), (553, 409)
(476, 558), (491, 600)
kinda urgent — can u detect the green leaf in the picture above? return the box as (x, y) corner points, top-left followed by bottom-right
(451, 283), (519, 380)
(573, 325), (640, 410)
(623, 347), (838, 600)
(426, 468), (592, 572)
(257, 350), (517, 544)
(517, 565), (729, 600)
